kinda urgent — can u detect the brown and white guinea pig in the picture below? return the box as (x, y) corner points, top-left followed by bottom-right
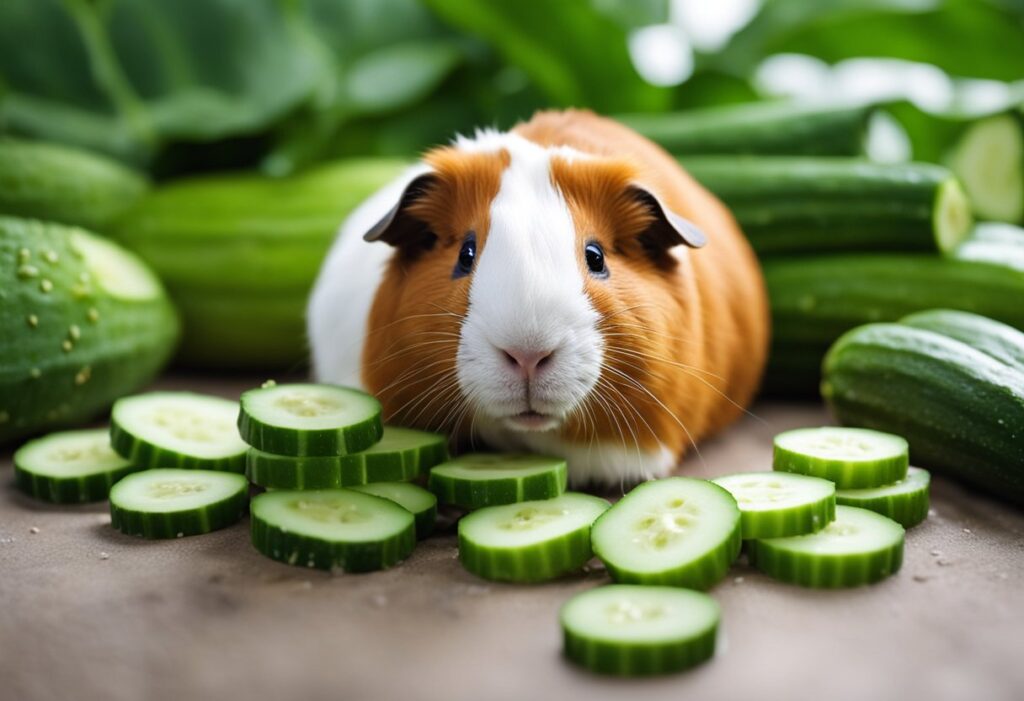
(308, 110), (769, 486)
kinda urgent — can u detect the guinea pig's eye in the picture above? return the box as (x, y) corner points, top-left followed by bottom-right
(452, 233), (476, 279)
(585, 241), (608, 277)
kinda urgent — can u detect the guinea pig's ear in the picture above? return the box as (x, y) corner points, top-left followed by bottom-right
(627, 185), (707, 250)
(363, 172), (438, 248)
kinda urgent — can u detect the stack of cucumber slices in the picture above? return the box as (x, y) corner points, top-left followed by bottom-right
(10, 383), (932, 679)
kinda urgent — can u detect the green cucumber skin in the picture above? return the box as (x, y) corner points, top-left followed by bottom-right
(900, 309), (1024, 373)
(109, 421), (246, 474)
(409, 504), (437, 539)
(238, 391), (383, 458)
(738, 496), (835, 540)
(0, 217), (179, 446)
(428, 464), (569, 510)
(749, 536), (904, 588)
(250, 513), (416, 573)
(682, 157), (964, 255)
(0, 138), (149, 231)
(600, 521), (742, 591)
(563, 624), (717, 677)
(110, 491), (248, 539)
(619, 103), (872, 157)
(14, 462), (140, 503)
(835, 489), (929, 529)
(764, 246), (1024, 395)
(773, 447), (907, 490)
(822, 323), (1024, 505)
(458, 524), (593, 583)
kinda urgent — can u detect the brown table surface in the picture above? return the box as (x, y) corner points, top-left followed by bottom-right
(2, 375), (1022, 701)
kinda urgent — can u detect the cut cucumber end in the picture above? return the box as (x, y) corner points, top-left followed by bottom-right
(932, 178), (974, 252)
(429, 453), (568, 509)
(591, 478), (741, 590)
(949, 114), (1024, 224)
(773, 427), (909, 489)
(458, 493), (610, 582)
(239, 383), (383, 456)
(70, 230), (163, 300)
(712, 471), (835, 539)
(835, 467), (931, 528)
(250, 489), (416, 572)
(109, 468), (248, 539)
(14, 428), (136, 503)
(349, 482), (438, 539)
(560, 585), (719, 676)
(751, 505), (905, 588)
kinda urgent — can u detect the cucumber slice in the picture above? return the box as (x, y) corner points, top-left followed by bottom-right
(109, 468), (248, 539)
(835, 467), (931, 528)
(590, 478), (741, 590)
(238, 383), (382, 456)
(349, 482), (438, 539)
(428, 453), (568, 509)
(246, 426), (448, 489)
(560, 585), (719, 676)
(948, 114), (1024, 224)
(250, 489), (415, 572)
(773, 427), (909, 489)
(711, 472), (835, 539)
(458, 492), (610, 582)
(110, 392), (248, 473)
(750, 505), (905, 588)
(14, 428), (137, 503)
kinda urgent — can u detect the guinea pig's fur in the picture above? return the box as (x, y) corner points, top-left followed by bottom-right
(308, 110), (769, 486)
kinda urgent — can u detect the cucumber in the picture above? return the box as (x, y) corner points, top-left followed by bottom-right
(560, 585), (720, 676)
(591, 478), (741, 590)
(349, 482), (438, 539)
(773, 427), (909, 489)
(428, 454), (568, 510)
(247, 426), (447, 490)
(681, 157), (972, 255)
(110, 392), (249, 473)
(14, 428), (136, 503)
(250, 489), (416, 572)
(835, 468), (931, 528)
(947, 112), (1023, 224)
(619, 102), (873, 156)
(822, 321), (1024, 505)
(749, 505), (905, 588)
(457, 493), (610, 583)
(109, 468), (249, 539)
(763, 234), (1024, 394)
(900, 309), (1024, 373)
(110, 159), (408, 369)
(0, 137), (149, 231)
(238, 383), (383, 456)
(0, 217), (178, 446)
(711, 472), (835, 539)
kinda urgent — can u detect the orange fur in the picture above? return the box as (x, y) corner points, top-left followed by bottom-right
(363, 110), (770, 463)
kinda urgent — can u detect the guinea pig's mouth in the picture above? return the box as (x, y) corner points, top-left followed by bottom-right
(504, 410), (561, 432)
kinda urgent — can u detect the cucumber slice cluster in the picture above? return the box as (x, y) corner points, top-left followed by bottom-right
(560, 585), (720, 676)
(14, 428), (136, 503)
(773, 426), (909, 489)
(750, 505), (905, 588)
(246, 426), (447, 489)
(591, 478), (741, 590)
(109, 468), (248, 539)
(835, 467), (931, 528)
(251, 489), (415, 572)
(458, 493), (610, 582)
(429, 453), (568, 509)
(350, 482), (438, 539)
(712, 471), (835, 539)
(111, 392), (248, 473)
(238, 383), (382, 456)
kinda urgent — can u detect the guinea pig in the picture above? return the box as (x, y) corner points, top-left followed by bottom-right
(308, 109), (769, 486)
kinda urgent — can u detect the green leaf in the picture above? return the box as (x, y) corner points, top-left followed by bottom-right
(422, 0), (669, 113)
(344, 40), (464, 115)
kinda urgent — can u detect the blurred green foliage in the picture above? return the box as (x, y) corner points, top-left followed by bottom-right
(0, 0), (1022, 177)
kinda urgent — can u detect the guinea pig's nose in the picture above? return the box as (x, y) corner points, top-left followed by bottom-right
(500, 347), (554, 380)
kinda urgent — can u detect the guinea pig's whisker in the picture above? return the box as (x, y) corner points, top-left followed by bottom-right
(403, 375), (462, 429)
(373, 356), (454, 397)
(600, 340), (726, 380)
(385, 372), (459, 427)
(364, 336), (460, 370)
